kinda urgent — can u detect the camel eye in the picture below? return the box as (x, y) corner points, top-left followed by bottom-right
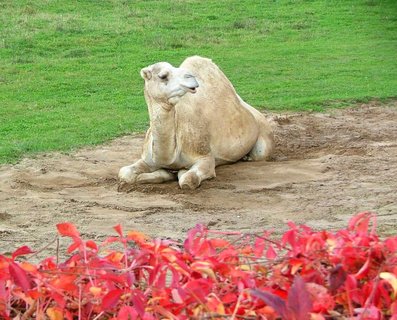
(158, 72), (168, 80)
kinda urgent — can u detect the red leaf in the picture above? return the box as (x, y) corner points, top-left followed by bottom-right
(306, 283), (335, 313)
(11, 246), (34, 260)
(171, 288), (186, 304)
(282, 229), (297, 251)
(127, 231), (148, 244)
(254, 237), (265, 257)
(354, 258), (370, 280)
(131, 291), (146, 317)
(287, 276), (312, 320)
(67, 241), (81, 254)
(184, 279), (212, 302)
(117, 306), (138, 320)
(222, 292), (238, 304)
(102, 289), (123, 311)
(85, 240), (98, 251)
(50, 292), (67, 309)
(385, 237), (397, 252)
(113, 224), (123, 237)
(266, 244), (277, 259)
(348, 212), (371, 234)
(184, 224), (207, 255)
(251, 289), (288, 319)
(102, 236), (122, 246)
(151, 305), (179, 319)
(0, 279), (7, 303)
(209, 238), (230, 249)
(9, 262), (31, 292)
(50, 275), (78, 292)
(345, 275), (360, 306)
(329, 264), (347, 293)
(354, 306), (381, 320)
(56, 223), (80, 238)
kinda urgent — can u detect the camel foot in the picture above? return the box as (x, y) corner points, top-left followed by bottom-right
(118, 166), (138, 184)
(179, 172), (200, 190)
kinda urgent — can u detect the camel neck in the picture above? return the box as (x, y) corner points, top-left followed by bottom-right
(148, 101), (177, 166)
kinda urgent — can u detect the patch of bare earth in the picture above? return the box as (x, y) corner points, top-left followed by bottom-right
(0, 101), (396, 259)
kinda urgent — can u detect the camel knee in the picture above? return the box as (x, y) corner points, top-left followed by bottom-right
(118, 160), (152, 183)
(249, 133), (274, 161)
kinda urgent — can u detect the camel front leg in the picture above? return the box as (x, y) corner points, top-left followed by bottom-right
(118, 159), (152, 184)
(118, 159), (175, 191)
(136, 170), (176, 184)
(178, 156), (216, 190)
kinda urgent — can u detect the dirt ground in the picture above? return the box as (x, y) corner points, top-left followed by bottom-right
(0, 101), (396, 259)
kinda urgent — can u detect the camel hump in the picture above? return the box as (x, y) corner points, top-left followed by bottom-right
(181, 55), (213, 68)
(180, 56), (238, 101)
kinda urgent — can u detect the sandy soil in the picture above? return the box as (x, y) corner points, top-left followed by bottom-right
(0, 101), (396, 258)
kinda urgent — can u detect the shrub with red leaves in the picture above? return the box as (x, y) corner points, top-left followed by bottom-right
(0, 212), (396, 319)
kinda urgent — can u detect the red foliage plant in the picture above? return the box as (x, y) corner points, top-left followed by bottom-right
(0, 212), (396, 319)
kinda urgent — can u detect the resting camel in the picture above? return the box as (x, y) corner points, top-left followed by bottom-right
(118, 56), (274, 190)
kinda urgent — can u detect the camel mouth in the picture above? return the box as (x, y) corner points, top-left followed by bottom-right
(184, 86), (198, 94)
(180, 83), (199, 94)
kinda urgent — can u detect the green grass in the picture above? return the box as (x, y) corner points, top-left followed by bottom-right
(1, 0), (396, 164)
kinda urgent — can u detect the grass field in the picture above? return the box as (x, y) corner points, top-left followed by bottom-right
(1, 0), (396, 164)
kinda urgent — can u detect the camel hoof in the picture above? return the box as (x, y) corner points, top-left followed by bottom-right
(179, 173), (200, 190)
(118, 166), (138, 183)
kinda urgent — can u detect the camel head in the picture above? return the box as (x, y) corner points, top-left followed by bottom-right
(140, 62), (199, 107)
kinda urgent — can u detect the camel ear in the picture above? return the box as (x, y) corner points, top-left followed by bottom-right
(140, 67), (152, 80)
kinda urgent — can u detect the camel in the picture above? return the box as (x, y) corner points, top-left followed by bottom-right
(118, 56), (274, 190)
